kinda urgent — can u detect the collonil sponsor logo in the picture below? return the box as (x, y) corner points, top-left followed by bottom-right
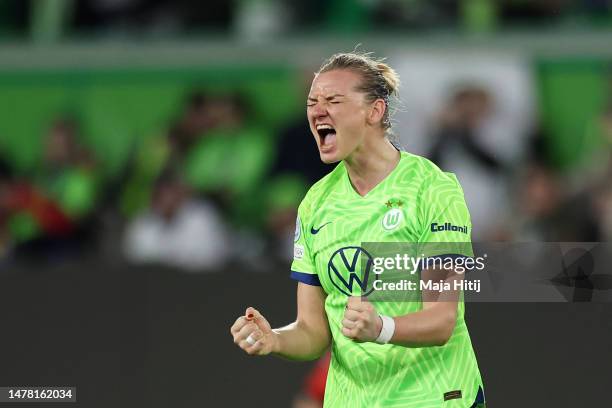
(430, 222), (469, 234)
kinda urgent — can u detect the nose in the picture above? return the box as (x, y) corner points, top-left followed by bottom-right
(310, 102), (328, 118)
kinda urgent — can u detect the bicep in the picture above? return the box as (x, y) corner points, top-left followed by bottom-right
(420, 266), (460, 345)
(421, 265), (461, 320)
(296, 282), (329, 335)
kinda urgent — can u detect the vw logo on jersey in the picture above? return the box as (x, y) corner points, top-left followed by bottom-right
(382, 208), (403, 231)
(294, 215), (301, 242)
(328, 246), (374, 296)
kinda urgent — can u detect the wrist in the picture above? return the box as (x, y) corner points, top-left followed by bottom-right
(271, 329), (282, 354)
(374, 315), (396, 344)
(375, 315), (383, 339)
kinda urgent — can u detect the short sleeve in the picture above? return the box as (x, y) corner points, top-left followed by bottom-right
(417, 172), (473, 258)
(290, 199), (321, 286)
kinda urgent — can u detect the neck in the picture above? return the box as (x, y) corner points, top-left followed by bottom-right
(344, 132), (400, 196)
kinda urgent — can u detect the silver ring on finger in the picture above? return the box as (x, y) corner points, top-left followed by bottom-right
(246, 334), (256, 346)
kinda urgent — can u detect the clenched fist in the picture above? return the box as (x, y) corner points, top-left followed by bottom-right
(230, 307), (279, 356)
(341, 296), (383, 342)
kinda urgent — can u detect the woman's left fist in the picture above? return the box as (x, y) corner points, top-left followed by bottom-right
(341, 296), (382, 342)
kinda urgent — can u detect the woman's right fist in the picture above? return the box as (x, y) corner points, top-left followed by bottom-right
(230, 307), (279, 356)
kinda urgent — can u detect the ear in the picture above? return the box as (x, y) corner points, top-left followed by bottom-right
(367, 98), (386, 127)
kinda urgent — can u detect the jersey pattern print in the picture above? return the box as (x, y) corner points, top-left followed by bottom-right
(291, 151), (484, 407)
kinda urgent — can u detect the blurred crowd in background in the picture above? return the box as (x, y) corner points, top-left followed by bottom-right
(3, 0), (612, 39)
(0, 66), (610, 272)
(0, 86), (322, 270)
(0, 0), (612, 275)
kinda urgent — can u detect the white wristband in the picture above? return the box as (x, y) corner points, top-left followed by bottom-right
(375, 315), (395, 344)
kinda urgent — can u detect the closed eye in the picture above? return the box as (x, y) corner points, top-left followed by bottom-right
(307, 101), (339, 106)
(326, 94), (344, 104)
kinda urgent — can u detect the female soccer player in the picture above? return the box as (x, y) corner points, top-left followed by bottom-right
(230, 52), (485, 407)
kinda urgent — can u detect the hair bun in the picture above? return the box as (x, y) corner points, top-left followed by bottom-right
(376, 62), (400, 96)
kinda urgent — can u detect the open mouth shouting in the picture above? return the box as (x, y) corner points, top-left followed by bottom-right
(316, 124), (337, 153)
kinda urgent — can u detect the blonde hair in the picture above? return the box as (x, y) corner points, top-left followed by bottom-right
(317, 51), (400, 130)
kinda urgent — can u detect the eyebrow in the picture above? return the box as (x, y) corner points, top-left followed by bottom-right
(307, 94), (345, 101)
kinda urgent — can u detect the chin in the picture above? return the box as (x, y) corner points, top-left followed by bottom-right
(319, 150), (342, 164)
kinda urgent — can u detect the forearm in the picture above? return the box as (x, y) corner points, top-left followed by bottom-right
(389, 303), (457, 347)
(272, 320), (330, 361)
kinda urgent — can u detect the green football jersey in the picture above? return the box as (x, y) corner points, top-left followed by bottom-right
(291, 151), (484, 408)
